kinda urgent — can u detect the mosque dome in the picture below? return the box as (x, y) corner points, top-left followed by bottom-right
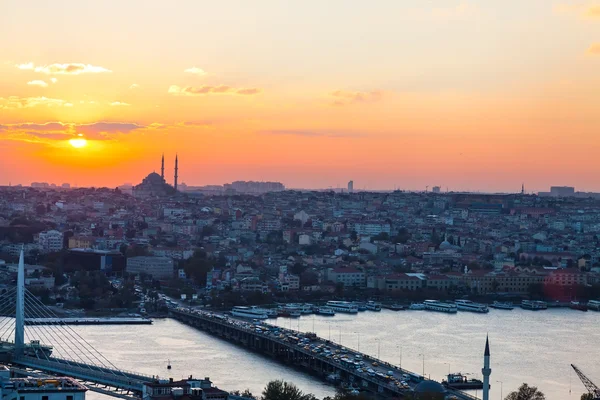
(414, 380), (446, 399)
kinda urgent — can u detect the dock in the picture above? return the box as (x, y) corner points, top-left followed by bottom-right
(170, 308), (478, 399)
(24, 317), (153, 325)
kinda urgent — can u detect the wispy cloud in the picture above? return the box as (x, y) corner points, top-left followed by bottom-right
(330, 90), (383, 106)
(260, 129), (364, 138)
(129, 83), (140, 89)
(585, 5), (600, 17)
(27, 80), (48, 87)
(0, 96), (69, 109)
(587, 43), (600, 55)
(110, 101), (130, 106)
(554, 2), (600, 19)
(50, 78), (58, 84)
(184, 67), (207, 76)
(16, 62), (111, 75)
(168, 85), (262, 96)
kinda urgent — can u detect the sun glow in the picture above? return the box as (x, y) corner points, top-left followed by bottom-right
(69, 138), (87, 148)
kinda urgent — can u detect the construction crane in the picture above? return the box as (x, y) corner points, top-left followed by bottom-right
(571, 364), (600, 399)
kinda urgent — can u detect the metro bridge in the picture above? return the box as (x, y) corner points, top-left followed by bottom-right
(0, 250), (158, 400)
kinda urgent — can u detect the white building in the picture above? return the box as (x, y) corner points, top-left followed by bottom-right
(127, 256), (174, 279)
(351, 222), (391, 236)
(36, 230), (64, 253)
(0, 366), (87, 400)
(327, 267), (365, 287)
(293, 210), (310, 226)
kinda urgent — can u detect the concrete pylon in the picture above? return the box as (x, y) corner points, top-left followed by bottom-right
(15, 247), (25, 354)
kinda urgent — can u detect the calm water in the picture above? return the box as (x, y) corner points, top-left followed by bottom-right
(59, 309), (599, 400)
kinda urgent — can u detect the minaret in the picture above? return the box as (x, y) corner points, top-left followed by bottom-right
(174, 154), (178, 191)
(15, 248), (25, 355)
(482, 335), (491, 400)
(161, 154), (165, 180)
(521, 183), (525, 195)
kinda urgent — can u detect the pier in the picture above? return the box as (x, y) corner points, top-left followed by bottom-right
(170, 308), (480, 399)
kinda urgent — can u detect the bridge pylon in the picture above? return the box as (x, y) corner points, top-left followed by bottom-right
(14, 248), (25, 355)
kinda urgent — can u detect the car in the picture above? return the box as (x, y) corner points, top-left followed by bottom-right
(372, 362), (379, 366)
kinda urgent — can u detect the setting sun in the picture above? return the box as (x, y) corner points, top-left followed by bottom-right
(69, 138), (87, 148)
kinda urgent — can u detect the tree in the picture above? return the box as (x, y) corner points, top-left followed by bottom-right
(261, 380), (315, 400)
(581, 393), (594, 400)
(504, 383), (545, 400)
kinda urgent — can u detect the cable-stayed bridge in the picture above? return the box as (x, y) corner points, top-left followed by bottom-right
(0, 251), (158, 400)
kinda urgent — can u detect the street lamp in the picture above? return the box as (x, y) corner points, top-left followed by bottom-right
(497, 380), (503, 400)
(444, 362), (451, 375)
(418, 353), (425, 376)
(353, 332), (360, 352)
(396, 345), (402, 371)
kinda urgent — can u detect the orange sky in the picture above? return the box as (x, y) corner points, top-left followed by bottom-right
(1, 0), (599, 192)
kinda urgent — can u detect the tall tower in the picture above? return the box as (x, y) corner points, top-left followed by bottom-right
(174, 154), (178, 191)
(521, 183), (525, 195)
(15, 248), (25, 355)
(161, 154), (165, 180)
(482, 335), (491, 400)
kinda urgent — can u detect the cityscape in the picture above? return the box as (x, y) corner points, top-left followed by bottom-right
(2, 1), (600, 400)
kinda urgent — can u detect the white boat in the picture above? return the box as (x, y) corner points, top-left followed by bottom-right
(521, 300), (547, 310)
(588, 300), (600, 311)
(353, 302), (367, 311)
(366, 301), (382, 311)
(289, 310), (301, 318)
(326, 301), (359, 314)
(286, 303), (313, 314)
(263, 308), (278, 318)
(316, 306), (336, 316)
(489, 301), (514, 310)
(231, 306), (268, 319)
(409, 303), (425, 310)
(455, 300), (489, 313)
(423, 300), (458, 313)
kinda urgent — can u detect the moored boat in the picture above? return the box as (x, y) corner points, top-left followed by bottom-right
(588, 300), (600, 311)
(366, 301), (382, 311)
(423, 300), (458, 313)
(409, 303), (425, 310)
(521, 300), (547, 310)
(570, 301), (588, 311)
(231, 306), (268, 319)
(326, 301), (359, 313)
(442, 373), (486, 390)
(489, 301), (514, 310)
(316, 306), (336, 316)
(455, 299), (489, 313)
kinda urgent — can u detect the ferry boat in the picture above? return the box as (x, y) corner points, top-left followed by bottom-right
(587, 300), (600, 311)
(366, 301), (382, 311)
(423, 300), (458, 313)
(231, 306), (268, 319)
(315, 306), (336, 316)
(569, 301), (588, 311)
(353, 302), (367, 311)
(326, 301), (359, 314)
(455, 300), (489, 313)
(442, 373), (485, 390)
(285, 303), (313, 314)
(521, 300), (547, 310)
(489, 301), (514, 310)
(409, 303), (425, 310)
(387, 304), (406, 311)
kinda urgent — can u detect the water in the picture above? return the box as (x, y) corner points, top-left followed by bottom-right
(67, 309), (600, 400)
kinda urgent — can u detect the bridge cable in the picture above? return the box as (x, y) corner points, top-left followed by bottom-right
(24, 290), (126, 376)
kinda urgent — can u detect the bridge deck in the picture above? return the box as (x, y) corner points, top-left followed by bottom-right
(171, 308), (479, 400)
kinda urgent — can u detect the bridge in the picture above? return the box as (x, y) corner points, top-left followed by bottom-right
(0, 250), (159, 400)
(170, 308), (481, 400)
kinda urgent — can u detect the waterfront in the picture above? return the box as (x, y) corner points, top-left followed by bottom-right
(72, 308), (600, 400)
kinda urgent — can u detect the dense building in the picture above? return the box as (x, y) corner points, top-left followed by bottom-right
(36, 230), (63, 253)
(0, 366), (87, 400)
(327, 267), (365, 287)
(127, 256), (174, 279)
(65, 249), (125, 274)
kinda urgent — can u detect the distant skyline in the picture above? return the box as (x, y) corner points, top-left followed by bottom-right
(1, 0), (599, 192)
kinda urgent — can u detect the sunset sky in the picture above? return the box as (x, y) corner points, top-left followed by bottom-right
(1, 0), (599, 192)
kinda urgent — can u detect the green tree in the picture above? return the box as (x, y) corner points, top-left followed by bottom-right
(261, 380), (315, 400)
(504, 383), (545, 400)
(581, 393), (594, 400)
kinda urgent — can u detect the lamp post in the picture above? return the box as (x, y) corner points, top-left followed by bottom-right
(353, 332), (360, 352)
(444, 362), (451, 375)
(418, 353), (425, 376)
(397, 345), (402, 371)
(497, 380), (503, 400)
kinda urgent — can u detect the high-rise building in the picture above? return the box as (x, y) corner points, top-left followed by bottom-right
(432, 186), (441, 193)
(348, 180), (354, 193)
(550, 186), (575, 197)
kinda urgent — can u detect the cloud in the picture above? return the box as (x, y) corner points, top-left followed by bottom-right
(586, 5), (600, 17)
(587, 43), (600, 55)
(0, 96), (69, 109)
(0, 121), (153, 144)
(27, 80), (49, 87)
(554, 2), (600, 18)
(129, 84), (140, 89)
(16, 62), (111, 75)
(184, 67), (207, 76)
(330, 90), (383, 106)
(110, 101), (130, 106)
(50, 78), (58, 84)
(168, 85), (261, 96)
(260, 129), (364, 138)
